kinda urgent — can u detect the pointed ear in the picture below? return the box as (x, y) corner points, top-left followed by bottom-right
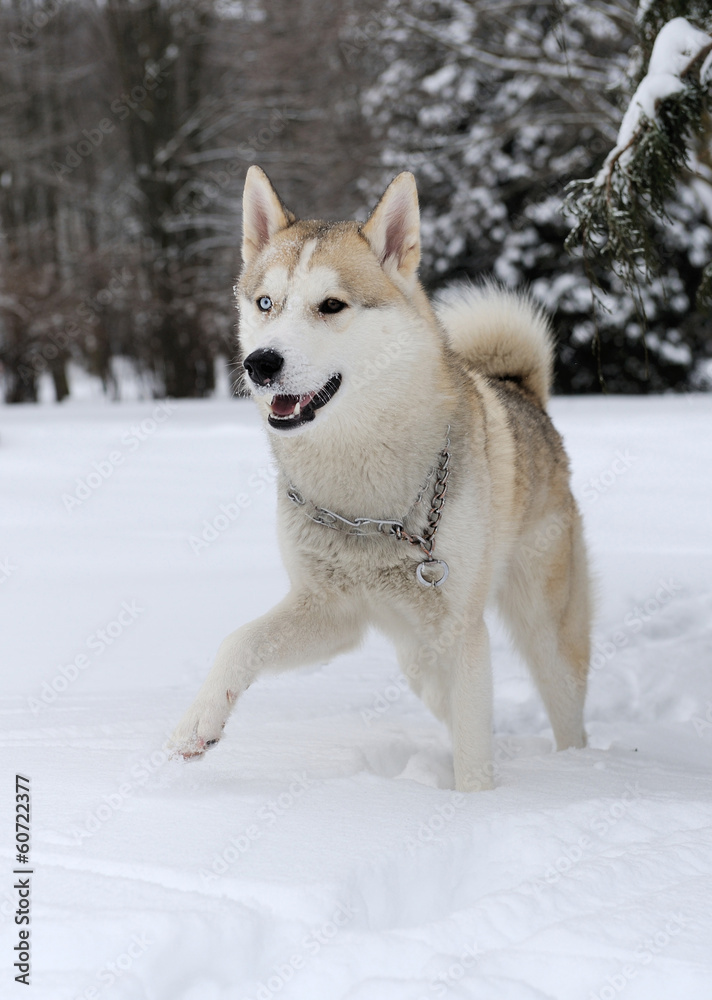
(242, 165), (295, 266)
(362, 172), (420, 280)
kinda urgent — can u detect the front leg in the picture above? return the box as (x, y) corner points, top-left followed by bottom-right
(170, 590), (364, 759)
(394, 611), (493, 791)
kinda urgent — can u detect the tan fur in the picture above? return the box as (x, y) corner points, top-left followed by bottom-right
(170, 168), (591, 791)
(435, 281), (554, 406)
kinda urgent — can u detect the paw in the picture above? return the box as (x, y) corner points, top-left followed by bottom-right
(456, 773), (494, 793)
(168, 694), (231, 760)
(456, 761), (495, 792)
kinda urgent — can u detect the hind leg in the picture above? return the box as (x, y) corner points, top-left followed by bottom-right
(499, 509), (591, 750)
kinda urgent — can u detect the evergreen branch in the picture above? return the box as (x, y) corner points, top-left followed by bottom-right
(564, 15), (712, 317)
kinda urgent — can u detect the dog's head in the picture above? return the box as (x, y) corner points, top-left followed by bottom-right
(236, 166), (435, 436)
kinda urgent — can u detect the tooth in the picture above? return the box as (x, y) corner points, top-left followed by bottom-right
(294, 401), (301, 418)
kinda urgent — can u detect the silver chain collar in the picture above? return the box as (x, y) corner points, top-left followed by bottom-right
(286, 428), (451, 588)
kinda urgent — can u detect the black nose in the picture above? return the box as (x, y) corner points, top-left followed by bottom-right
(243, 348), (284, 386)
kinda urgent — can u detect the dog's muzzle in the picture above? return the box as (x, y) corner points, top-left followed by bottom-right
(243, 349), (341, 430)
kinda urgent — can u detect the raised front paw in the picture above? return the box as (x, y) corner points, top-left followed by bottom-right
(168, 691), (234, 760)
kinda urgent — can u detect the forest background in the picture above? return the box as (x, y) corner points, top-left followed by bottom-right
(1, 0), (711, 403)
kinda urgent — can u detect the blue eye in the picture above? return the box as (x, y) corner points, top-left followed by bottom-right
(257, 296), (273, 312)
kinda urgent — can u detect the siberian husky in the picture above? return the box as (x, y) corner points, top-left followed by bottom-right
(170, 166), (591, 791)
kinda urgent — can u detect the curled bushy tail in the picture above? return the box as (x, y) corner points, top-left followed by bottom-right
(433, 281), (554, 407)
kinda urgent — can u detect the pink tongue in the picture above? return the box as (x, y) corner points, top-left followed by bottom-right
(271, 390), (317, 417)
(271, 394), (299, 417)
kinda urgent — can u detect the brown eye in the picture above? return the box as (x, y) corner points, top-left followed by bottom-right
(318, 298), (346, 315)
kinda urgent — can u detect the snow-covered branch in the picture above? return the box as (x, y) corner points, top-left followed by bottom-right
(596, 17), (712, 189)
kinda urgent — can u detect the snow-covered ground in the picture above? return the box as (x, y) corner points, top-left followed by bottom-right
(1, 392), (711, 1000)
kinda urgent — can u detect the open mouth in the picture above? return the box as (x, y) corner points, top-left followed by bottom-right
(267, 374), (342, 430)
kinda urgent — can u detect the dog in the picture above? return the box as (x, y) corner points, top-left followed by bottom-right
(169, 166), (591, 791)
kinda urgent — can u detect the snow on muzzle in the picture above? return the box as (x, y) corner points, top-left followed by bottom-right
(268, 374), (342, 430)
